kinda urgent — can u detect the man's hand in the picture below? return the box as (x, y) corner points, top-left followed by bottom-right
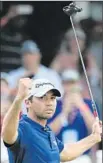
(63, 91), (84, 115)
(60, 118), (102, 162)
(63, 93), (74, 116)
(69, 92), (84, 108)
(92, 118), (102, 143)
(16, 78), (32, 100)
(6, 5), (19, 20)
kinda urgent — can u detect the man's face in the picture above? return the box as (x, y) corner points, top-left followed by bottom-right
(22, 53), (41, 70)
(28, 91), (57, 120)
(69, 37), (85, 53)
(62, 80), (80, 94)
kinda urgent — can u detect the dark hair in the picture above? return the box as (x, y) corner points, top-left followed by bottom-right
(28, 95), (33, 102)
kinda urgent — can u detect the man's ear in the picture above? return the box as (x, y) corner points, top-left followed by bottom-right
(25, 100), (31, 108)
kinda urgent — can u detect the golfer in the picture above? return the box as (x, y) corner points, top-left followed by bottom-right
(2, 78), (102, 163)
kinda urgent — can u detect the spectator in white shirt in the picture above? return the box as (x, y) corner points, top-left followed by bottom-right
(8, 40), (63, 94)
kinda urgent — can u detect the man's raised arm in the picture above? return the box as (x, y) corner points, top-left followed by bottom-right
(1, 78), (32, 145)
(60, 118), (102, 162)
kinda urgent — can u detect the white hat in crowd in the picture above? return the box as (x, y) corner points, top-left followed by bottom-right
(61, 69), (80, 81)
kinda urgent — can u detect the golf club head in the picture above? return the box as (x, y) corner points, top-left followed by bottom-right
(63, 3), (82, 16)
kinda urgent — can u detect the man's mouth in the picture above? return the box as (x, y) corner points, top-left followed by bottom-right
(45, 109), (53, 113)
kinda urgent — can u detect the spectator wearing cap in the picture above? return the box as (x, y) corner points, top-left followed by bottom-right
(0, 5), (33, 72)
(8, 40), (63, 94)
(48, 69), (100, 163)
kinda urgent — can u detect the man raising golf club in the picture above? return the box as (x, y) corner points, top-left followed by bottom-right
(1, 78), (102, 163)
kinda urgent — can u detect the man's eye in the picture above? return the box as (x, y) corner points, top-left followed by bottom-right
(39, 97), (44, 99)
(51, 97), (56, 100)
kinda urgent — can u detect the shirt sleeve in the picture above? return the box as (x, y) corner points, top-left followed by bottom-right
(55, 137), (64, 153)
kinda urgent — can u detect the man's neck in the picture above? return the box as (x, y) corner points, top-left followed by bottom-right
(27, 112), (47, 127)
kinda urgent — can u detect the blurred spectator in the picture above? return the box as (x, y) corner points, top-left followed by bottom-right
(7, 40), (63, 96)
(0, 4), (33, 72)
(71, 2), (103, 72)
(1, 73), (12, 163)
(77, 50), (102, 114)
(1, 99), (10, 163)
(78, 11), (102, 118)
(0, 72), (12, 129)
(48, 69), (99, 163)
(50, 27), (100, 75)
(59, 27), (86, 57)
(80, 18), (103, 71)
(50, 27), (86, 73)
(77, 3), (102, 110)
(50, 27), (101, 102)
(1, 72), (11, 101)
(89, 20), (103, 70)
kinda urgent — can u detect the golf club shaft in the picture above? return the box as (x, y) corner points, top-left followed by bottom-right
(70, 15), (99, 118)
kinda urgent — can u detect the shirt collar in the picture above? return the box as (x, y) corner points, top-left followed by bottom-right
(21, 114), (50, 131)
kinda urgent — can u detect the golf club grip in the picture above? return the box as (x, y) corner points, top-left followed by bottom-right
(93, 110), (98, 118)
(92, 102), (99, 118)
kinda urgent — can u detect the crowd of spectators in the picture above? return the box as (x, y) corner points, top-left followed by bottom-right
(0, 2), (102, 163)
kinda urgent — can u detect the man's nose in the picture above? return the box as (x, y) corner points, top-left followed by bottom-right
(46, 100), (53, 106)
